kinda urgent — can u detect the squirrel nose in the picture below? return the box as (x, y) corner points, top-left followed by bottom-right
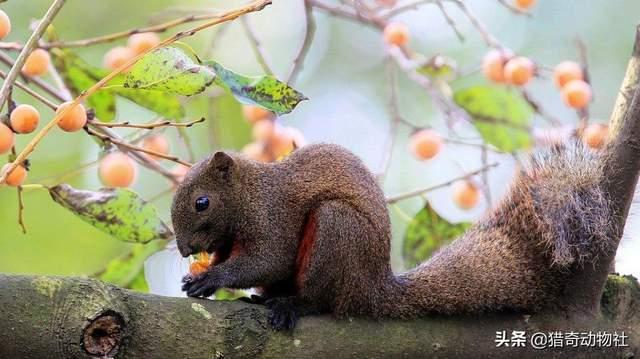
(176, 239), (193, 257)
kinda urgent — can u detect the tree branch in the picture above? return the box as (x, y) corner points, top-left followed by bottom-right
(0, 274), (637, 358)
(0, 0), (66, 112)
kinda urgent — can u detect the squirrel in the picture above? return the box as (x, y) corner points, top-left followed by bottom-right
(172, 142), (615, 330)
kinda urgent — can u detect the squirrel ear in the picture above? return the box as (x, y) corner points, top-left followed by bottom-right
(210, 151), (235, 179)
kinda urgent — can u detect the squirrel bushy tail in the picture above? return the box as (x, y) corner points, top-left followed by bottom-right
(391, 142), (616, 317)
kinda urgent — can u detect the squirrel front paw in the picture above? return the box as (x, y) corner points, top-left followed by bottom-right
(266, 297), (298, 331)
(181, 272), (220, 298)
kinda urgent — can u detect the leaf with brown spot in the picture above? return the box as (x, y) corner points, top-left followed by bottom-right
(49, 184), (173, 243)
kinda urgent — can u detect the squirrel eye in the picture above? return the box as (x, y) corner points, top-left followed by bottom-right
(195, 196), (210, 212)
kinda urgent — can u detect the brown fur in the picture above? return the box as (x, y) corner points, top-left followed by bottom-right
(171, 142), (614, 329)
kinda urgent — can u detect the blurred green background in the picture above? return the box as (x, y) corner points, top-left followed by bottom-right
(1, 0), (639, 277)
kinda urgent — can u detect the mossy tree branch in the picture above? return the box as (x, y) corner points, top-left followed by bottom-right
(0, 274), (638, 359)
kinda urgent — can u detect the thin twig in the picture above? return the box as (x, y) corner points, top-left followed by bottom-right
(0, 51), (71, 101)
(90, 117), (205, 129)
(240, 16), (274, 76)
(176, 126), (196, 163)
(286, 1), (317, 84)
(382, 0), (436, 18)
(0, 0), (66, 112)
(434, 0), (465, 42)
(450, 0), (502, 49)
(575, 37), (591, 128)
(16, 185), (27, 234)
(386, 163), (498, 204)
(480, 146), (492, 207)
(309, 0), (383, 28)
(0, 70), (58, 110)
(0, 0), (272, 185)
(85, 127), (192, 167)
(43, 9), (259, 49)
(520, 89), (562, 126)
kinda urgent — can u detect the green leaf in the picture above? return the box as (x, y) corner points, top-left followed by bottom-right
(49, 184), (173, 243)
(207, 60), (307, 115)
(123, 46), (215, 96)
(453, 86), (533, 152)
(97, 240), (165, 290)
(51, 49), (185, 119)
(113, 87), (185, 119)
(51, 49), (116, 122)
(403, 204), (470, 268)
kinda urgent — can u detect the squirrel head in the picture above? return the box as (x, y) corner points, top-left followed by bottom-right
(171, 151), (240, 257)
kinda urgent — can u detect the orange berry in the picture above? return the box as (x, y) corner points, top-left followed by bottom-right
(452, 180), (480, 210)
(481, 49), (512, 83)
(0, 122), (15, 154)
(0, 10), (11, 40)
(561, 80), (592, 109)
(409, 129), (443, 160)
(503, 56), (535, 86)
(582, 123), (609, 150)
(242, 142), (270, 162)
(142, 134), (170, 160)
(252, 119), (275, 142)
(103, 46), (134, 71)
(242, 105), (273, 124)
(553, 61), (583, 89)
(271, 127), (295, 158)
(189, 261), (209, 276)
(127, 32), (161, 55)
(10, 104), (40, 134)
(514, 0), (536, 10)
(383, 23), (409, 47)
(21, 49), (50, 77)
(99, 152), (138, 188)
(1, 163), (27, 187)
(56, 101), (87, 132)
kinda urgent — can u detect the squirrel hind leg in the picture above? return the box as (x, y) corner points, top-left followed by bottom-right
(294, 200), (395, 318)
(523, 142), (615, 267)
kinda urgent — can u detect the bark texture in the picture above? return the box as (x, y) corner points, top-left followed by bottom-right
(0, 274), (638, 358)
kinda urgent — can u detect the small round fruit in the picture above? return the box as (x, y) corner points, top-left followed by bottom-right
(482, 49), (512, 83)
(99, 152), (138, 188)
(1, 163), (27, 187)
(582, 123), (609, 149)
(0, 10), (11, 40)
(242, 142), (270, 162)
(21, 49), (50, 77)
(252, 119), (275, 142)
(127, 32), (161, 55)
(271, 127), (295, 158)
(553, 61), (583, 89)
(10, 104), (40, 134)
(452, 180), (480, 210)
(503, 56), (535, 86)
(242, 105), (273, 124)
(514, 0), (536, 10)
(409, 129), (443, 160)
(142, 134), (170, 160)
(103, 46), (134, 71)
(189, 261), (209, 276)
(0, 122), (15, 154)
(561, 80), (592, 109)
(56, 101), (87, 132)
(383, 23), (409, 47)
